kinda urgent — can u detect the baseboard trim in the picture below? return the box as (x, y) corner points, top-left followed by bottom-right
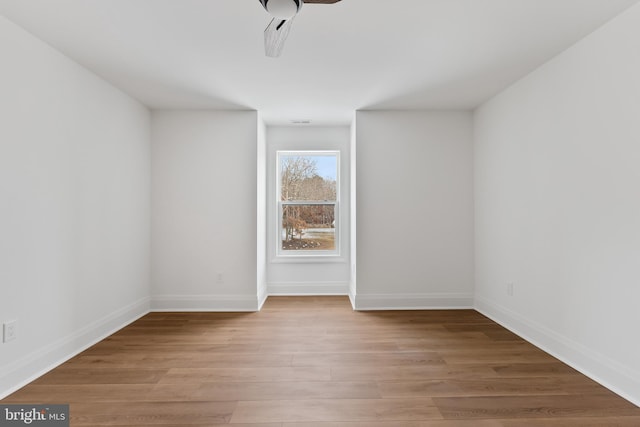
(151, 294), (260, 312)
(257, 287), (268, 311)
(267, 281), (349, 296)
(0, 297), (150, 400)
(348, 281), (356, 310)
(354, 292), (474, 310)
(475, 295), (640, 408)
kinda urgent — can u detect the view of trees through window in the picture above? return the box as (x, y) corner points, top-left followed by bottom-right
(280, 153), (337, 252)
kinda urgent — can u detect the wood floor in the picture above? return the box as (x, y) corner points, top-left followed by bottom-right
(3, 296), (640, 426)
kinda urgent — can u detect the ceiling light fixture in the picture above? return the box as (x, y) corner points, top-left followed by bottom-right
(259, 0), (303, 20)
(258, 0), (342, 57)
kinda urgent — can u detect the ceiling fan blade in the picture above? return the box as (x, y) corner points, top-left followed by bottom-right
(304, 0), (342, 3)
(264, 17), (295, 57)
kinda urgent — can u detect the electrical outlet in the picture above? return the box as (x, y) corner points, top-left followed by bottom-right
(507, 283), (514, 297)
(3, 320), (17, 343)
(216, 273), (224, 284)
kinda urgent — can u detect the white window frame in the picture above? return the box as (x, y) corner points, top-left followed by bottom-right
(276, 150), (340, 259)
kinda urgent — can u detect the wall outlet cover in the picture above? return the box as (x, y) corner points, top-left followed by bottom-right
(3, 320), (17, 342)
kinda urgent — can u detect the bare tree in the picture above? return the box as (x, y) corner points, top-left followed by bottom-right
(281, 156), (317, 201)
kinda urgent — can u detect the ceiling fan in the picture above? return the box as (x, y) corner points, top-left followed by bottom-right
(258, 0), (342, 57)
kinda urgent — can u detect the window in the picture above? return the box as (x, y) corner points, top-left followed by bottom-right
(277, 151), (339, 256)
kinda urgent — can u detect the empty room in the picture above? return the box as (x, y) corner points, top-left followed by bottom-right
(1, 0), (639, 425)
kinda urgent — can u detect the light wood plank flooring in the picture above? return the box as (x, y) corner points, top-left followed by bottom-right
(3, 296), (639, 426)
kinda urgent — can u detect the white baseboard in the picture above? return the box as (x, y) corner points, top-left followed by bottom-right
(475, 295), (640, 408)
(151, 294), (260, 312)
(257, 283), (268, 311)
(348, 281), (356, 310)
(267, 281), (349, 296)
(0, 297), (150, 400)
(354, 292), (474, 310)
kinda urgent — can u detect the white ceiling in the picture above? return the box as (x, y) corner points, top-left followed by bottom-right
(1, 0), (638, 124)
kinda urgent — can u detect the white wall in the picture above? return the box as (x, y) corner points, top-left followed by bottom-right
(349, 116), (358, 306)
(266, 126), (351, 295)
(474, 3), (640, 406)
(355, 111), (474, 309)
(257, 115), (267, 308)
(151, 110), (260, 310)
(0, 16), (151, 398)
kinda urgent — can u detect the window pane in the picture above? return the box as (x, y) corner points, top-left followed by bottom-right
(282, 204), (335, 251)
(280, 154), (337, 201)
